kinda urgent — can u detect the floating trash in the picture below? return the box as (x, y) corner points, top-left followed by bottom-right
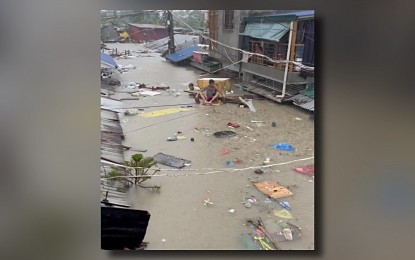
(221, 149), (230, 155)
(203, 198), (214, 206)
(283, 228), (293, 241)
(226, 161), (235, 167)
(213, 131), (237, 138)
(294, 164), (314, 176)
(263, 158), (271, 164)
(253, 180), (293, 199)
(167, 136), (177, 141)
(276, 200), (291, 210)
(227, 122), (240, 128)
(254, 169), (264, 174)
(277, 222), (302, 240)
(270, 143), (295, 151)
(228, 208), (236, 213)
(243, 202), (252, 208)
(153, 153), (191, 168)
(273, 209), (293, 219)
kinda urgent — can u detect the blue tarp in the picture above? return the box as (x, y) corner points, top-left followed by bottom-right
(101, 52), (118, 68)
(165, 45), (198, 63)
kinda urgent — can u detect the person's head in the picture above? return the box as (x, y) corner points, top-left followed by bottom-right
(188, 83), (194, 90)
(209, 79), (215, 85)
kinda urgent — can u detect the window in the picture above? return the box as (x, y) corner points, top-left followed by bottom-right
(223, 10), (234, 30)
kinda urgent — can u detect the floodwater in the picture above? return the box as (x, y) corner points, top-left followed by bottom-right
(104, 43), (314, 250)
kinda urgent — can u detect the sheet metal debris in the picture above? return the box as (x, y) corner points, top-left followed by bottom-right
(153, 153), (191, 168)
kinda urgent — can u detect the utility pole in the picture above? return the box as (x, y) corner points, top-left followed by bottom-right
(166, 10), (175, 54)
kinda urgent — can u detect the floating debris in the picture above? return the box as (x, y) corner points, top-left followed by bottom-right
(294, 164), (314, 176)
(213, 131), (237, 138)
(204, 198), (214, 206)
(273, 209), (293, 219)
(282, 228), (293, 241)
(254, 169), (264, 174)
(253, 180), (293, 199)
(243, 202), (252, 208)
(153, 153), (191, 168)
(270, 143), (295, 151)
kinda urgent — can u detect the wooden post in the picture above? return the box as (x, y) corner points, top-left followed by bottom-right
(167, 10), (175, 54)
(289, 21), (298, 72)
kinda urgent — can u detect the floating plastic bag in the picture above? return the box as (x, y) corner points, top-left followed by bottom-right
(271, 143), (294, 151)
(294, 164), (314, 176)
(273, 209), (293, 219)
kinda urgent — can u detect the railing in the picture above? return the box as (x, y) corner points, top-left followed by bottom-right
(248, 54), (303, 73)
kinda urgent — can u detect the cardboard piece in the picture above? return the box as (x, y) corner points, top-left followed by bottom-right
(253, 180), (293, 199)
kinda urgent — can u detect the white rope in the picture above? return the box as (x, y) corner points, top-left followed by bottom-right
(100, 156), (314, 180)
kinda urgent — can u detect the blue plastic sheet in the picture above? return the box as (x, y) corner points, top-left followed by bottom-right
(271, 143), (294, 151)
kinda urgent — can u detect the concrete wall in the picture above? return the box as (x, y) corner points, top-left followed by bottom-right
(209, 10), (249, 71)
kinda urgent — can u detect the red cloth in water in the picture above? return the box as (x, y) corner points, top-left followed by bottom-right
(294, 165), (314, 176)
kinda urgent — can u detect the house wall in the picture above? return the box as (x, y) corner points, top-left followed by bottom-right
(239, 17), (315, 84)
(129, 25), (168, 43)
(208, 10), (249, 72)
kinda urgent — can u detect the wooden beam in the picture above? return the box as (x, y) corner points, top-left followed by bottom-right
(289, 21), (298, 72)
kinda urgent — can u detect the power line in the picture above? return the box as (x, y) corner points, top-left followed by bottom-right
(100, 156), (314, 179)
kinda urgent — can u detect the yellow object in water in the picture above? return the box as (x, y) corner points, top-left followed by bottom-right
(273, 209), (293, 219)
(197, 78), (231, 92)
(139, 107), (191, 118)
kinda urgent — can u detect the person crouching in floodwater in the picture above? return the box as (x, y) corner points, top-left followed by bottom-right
(195, 79), (225, 105)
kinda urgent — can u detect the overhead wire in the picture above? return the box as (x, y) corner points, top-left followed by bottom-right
(100, 156), (314, 179)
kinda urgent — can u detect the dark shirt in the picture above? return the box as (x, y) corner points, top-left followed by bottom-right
(204, 85), (217, 98)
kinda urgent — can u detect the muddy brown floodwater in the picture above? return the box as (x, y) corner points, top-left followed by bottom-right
(104, 43), (314, 250)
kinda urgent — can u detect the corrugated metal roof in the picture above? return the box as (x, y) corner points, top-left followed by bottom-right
(165, 45), (198, 63)
(288, 93), (315, 111)
(101, 97), (123, 111)
(129, 23), (165, 29)
(271, 10), (314, 18)
(245, 10), (314, 23)
(240, 22), (290, 41)
(101, 109), (125, 164)
(144, 34), (199, 52)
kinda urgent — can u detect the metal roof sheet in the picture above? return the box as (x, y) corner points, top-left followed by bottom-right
(101, 52), (119, 68)
(144, 34), (199, 52)
(165, 45), (198, 63)
(240, 22), (290, 42)
(129, 23), (165, 29)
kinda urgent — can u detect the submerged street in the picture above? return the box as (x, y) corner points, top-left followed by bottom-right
(104, 43), (314, 250)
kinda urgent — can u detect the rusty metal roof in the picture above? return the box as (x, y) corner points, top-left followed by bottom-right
(101, 109), (125, 164)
